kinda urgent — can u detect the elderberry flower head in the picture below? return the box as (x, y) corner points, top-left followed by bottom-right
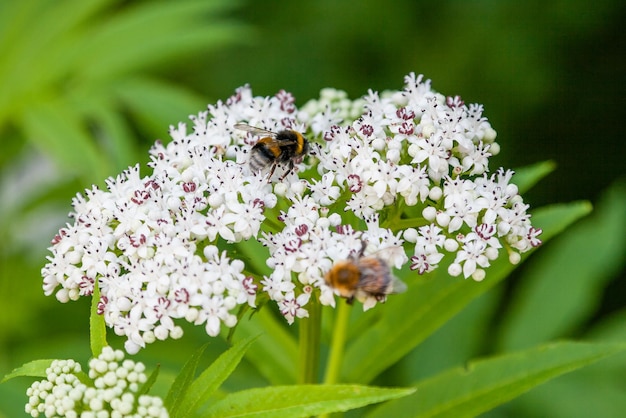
(42, 73), (541, 351)
(25, 346), (167, 417)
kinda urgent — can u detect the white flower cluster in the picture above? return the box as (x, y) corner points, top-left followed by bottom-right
(307, 73), (541, 281)
(41, 159), (261, 353)
(41, 86), (297, 352)
(42, 73), (541, 349)
(260, 200), (407, 320)
(25, 347), (167, 418)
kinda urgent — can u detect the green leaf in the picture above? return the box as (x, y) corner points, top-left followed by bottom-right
(499, 182), (626, 351)
(509, 370), (626, 418)
(175, 335), (259, 418)
(588, 309), (626, 368)
(136, 364), (160, 398)
(366, 341), (626, 418)
(1, 359), (54, 383)
(0, 0), (110, 119)
(90, 281), (107, 358)
(89, 105), (139, 172)
(0, 0), (247, 185)
(66, 85), (139, 172)
(166, 343), (210, 416)
(202, 384), (415, 418)
(511, 308), (626, 417)
(20, 99), (111, 182)
(401, 287), (502, 383)
(236, 308), (298, 385)
(75, 1), (244, 79)
(112, 76), (207, 137)
(512, 160), (556, 194)
(531, 200), (594, 242)
(343, 201), (592, 383)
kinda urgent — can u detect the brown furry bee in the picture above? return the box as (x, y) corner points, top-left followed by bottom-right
(234, 123), (309, 181)
(324, 241), (407, 304)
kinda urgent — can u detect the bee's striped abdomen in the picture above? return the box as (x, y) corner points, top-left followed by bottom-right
(249, 138), (280, 172)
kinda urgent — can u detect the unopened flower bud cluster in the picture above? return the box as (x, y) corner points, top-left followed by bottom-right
(25, 347), (167, 417)
(42, 73), (541, 351)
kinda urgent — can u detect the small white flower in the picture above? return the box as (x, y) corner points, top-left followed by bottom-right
(279, 293), (311, 325)
(397, 165), (430, 206)
(454, 240), (491, 279)
(309, 172), (341, 205)
(410, 132), (450, 181)
(410, 248), (444, 275)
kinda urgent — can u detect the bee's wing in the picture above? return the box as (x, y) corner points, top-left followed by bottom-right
(356, 257), (407, 296)
(388, 275), (407, 294)
(234, 123), (276, 137)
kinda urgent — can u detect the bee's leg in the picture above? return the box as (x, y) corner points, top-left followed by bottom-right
(278, 160), (295, 181)
(348, 240), (366, 261)
(266, 162), (279, 182)
(358, 239), (367, 257)
(346, 296), (355, 305)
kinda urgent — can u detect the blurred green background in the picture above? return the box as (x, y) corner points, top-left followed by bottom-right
(1, 0), (625, 416)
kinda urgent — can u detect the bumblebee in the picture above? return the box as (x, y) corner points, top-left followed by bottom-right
(234, 123), (309, 181)
(324, 241), (407, 304)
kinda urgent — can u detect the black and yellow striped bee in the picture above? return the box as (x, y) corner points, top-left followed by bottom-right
(234, 123), (309, 181)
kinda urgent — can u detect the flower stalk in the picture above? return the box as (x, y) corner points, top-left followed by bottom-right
(298, 295), (322, 384)
(323, 300), (351, 385)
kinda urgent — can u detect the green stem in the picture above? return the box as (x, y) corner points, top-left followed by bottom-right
(298, 295), (321, 384)
(323, 300), (351, 385)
